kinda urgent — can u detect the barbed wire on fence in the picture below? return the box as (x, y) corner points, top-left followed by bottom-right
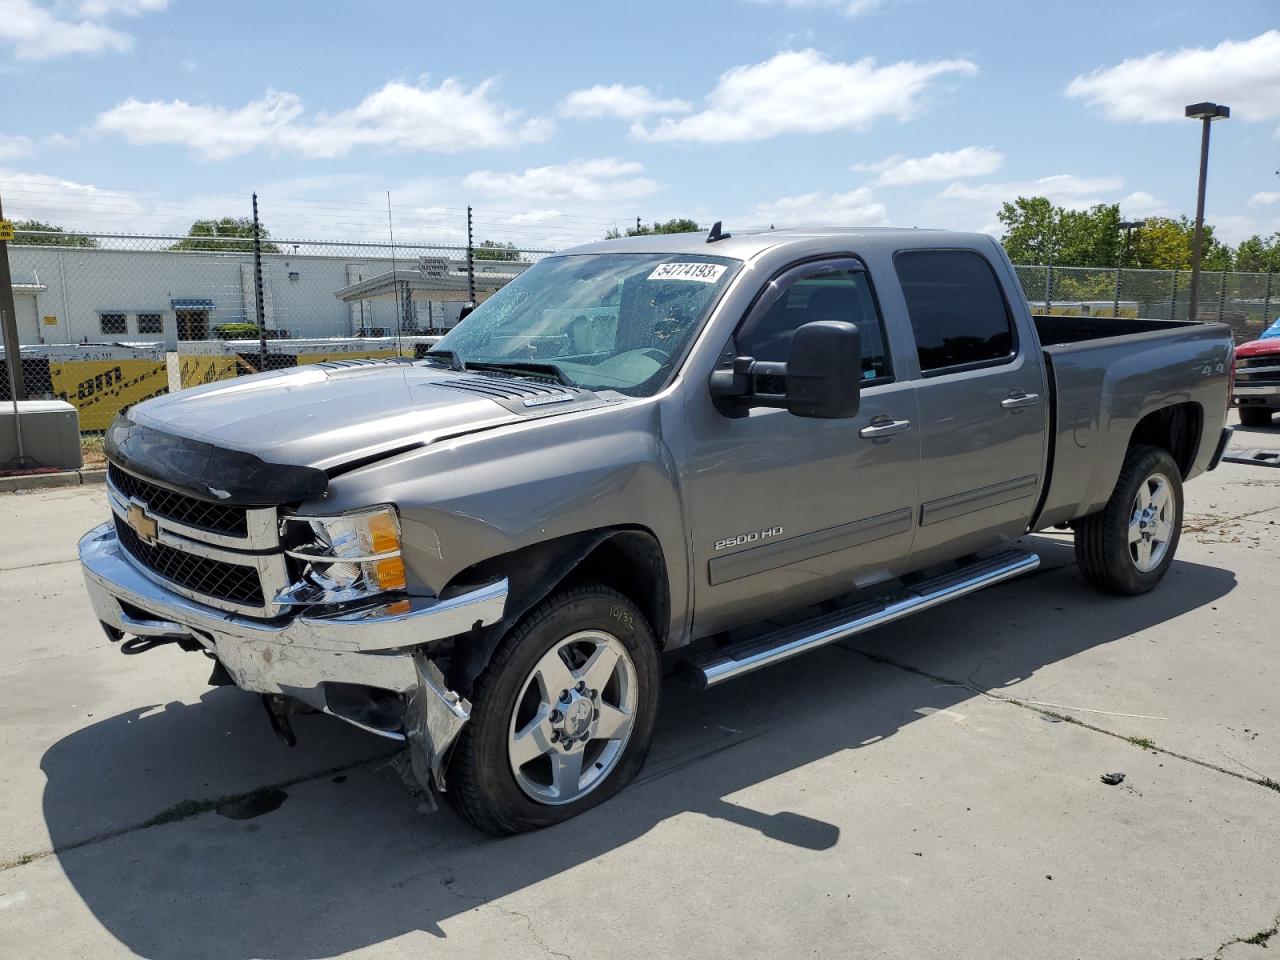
(2, 218), (1277, 434)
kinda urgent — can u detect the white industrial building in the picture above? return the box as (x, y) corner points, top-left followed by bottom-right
(7, 240), (533, 349)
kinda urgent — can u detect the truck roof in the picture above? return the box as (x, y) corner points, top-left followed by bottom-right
(557, 226), (998, 261)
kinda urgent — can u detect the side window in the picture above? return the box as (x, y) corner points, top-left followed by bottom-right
(894, 250), (1015, 374)
(736, 263), (891, 383)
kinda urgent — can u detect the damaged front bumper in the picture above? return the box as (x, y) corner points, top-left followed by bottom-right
(78, 521), (506, 791)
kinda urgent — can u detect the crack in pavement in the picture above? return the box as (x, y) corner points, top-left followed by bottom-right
(436, 876), (573, 960)
(1184, 909), (1280, 959)
(0, 749), (400, 873)
(840, 646), (1280, 795)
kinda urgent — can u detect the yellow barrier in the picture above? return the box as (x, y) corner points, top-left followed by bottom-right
(49, 359), (169, 431)
(41, 350), (419, 431)
(177, 349), (406, 389)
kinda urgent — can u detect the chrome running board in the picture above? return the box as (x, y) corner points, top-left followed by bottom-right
(682, 548), (1039, 689)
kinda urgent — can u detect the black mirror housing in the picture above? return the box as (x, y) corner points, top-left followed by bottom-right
(784, 321), (862, 419)
(709, 320), (862, 419)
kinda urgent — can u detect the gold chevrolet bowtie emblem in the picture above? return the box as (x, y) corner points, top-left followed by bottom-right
(127, 503), (158, 545)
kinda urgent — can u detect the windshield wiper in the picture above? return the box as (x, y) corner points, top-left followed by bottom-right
(463, 360), (576, 387)
(421, 349), (464, 371)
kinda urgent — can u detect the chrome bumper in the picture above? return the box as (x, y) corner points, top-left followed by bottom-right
(79, 521), (506, 789)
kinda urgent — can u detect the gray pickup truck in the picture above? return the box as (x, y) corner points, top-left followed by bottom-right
(80, 227), (1234, 834)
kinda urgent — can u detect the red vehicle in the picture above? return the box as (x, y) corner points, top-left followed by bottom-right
(1233, 318), (1280, 427)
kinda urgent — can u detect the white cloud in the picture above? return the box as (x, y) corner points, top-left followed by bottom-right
(0, 167), (148, 227)
(1066, 31), (1280, 132)
(95, 79), (553, 160)
(854, 146), (1003, 186)
(462, 158), (659, 204)
(1117, 191), (1170, 219)
(77, 0), (166, 15)
(631, 49), (977, 143)
(0, 134), (33, 160)
(558, 84), (691, 119)
(0, 0), (166, 60)
(748, 186), (888, 228)
(748, 0), (886, 17)
(940, 174), (1125, 210)
(1250, 192), (1280, 207)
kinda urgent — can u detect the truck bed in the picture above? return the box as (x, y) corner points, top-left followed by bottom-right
(1031, 314), (1197, 347)
(1031, 316), (1233, 531)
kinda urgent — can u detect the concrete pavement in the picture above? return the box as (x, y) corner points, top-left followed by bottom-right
(0, 417), (1277, 959)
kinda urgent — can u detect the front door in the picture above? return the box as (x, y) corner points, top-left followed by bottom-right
(893, 249), (1048, 565)
(686, 258), (921, 637)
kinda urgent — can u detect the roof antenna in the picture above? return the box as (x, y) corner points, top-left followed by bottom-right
(706, 220), (731, 243)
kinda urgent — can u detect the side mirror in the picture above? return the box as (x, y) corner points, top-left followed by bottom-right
(709, 320), (862, 419)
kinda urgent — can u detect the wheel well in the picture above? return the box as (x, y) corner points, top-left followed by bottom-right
(439, 527), (672, 695)
(1129, 402), (1202, 477)
(567, 530), (670, 647)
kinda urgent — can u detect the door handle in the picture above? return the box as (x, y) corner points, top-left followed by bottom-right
(1001, 392), (1040, 410)
(859, 418), (912, 439)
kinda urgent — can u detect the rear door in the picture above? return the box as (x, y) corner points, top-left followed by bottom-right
(893, 248), (1048, 565)
(686, 257), (921, 636)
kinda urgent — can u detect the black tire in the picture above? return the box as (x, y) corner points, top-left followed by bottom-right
(1074, 444), (1183, 596)
(1238, 407), (1274, 428)
(446, 583), (661, 835)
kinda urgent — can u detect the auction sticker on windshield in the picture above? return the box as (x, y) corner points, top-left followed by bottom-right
(647, 262), (727, 283)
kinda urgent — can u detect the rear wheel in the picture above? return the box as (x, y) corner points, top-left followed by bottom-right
(1238, 407), (1274, 427)
(447, 584), (660, 835)
(1074, 445), (1182, 595)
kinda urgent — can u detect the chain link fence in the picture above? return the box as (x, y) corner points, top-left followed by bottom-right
(3, 222), (1277, 433)
(1012, 264), (1277, 344)
(3, 230), (552, 347)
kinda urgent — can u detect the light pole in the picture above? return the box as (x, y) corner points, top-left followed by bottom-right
(1114, 219), (1145, 317)
(1185, 102), (1230, 321)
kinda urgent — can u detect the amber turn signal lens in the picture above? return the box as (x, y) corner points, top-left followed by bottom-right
(368, 512), (401, 554)
(372, 556), (407, 592)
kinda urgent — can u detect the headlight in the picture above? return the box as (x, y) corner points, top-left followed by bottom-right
(278, 505), (407, 605)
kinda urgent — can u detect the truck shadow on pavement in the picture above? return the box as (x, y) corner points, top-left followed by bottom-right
(39, 535), (1237, 959)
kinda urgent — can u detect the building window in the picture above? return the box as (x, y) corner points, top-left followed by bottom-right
(288, 271), (300, 282)
(100, 312), (127, 335)
(136, 312), (164, 334)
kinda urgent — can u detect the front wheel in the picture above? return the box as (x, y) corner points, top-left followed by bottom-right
(446, 584), (660, 835)
(1073, 445), (1183, 595)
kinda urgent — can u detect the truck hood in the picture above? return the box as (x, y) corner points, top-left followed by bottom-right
(1235, 337), (1280, 358)
(117, 361), (608, 492)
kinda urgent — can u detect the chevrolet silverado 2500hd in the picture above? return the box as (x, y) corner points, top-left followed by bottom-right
(80, 227), (1234, 834)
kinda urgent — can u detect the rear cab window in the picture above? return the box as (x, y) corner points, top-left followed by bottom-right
(893, 250), (1016, 375)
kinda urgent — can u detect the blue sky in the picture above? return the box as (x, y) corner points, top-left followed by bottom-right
(1, 0), (1278, 250)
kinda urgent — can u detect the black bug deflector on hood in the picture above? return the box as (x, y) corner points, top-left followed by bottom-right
(105, 413), (328, 506)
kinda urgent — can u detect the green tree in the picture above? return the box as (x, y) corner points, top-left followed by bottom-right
(10, 219), (97, 246)
(605, 217), (702, 239)
(997, 197), (1063, 264)
(473, 239), (520, 261)
(1128, 216), (1232, 271)
(1234, 233), (1280, 273)
(169, 217), (280, 253)
(998, 198), (1124, 267)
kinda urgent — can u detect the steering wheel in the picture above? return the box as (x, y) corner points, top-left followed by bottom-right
(639, 347), (671, 363)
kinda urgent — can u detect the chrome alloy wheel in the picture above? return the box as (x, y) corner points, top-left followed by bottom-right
(507, 630), (638, 805)
(1128, 471), (1174, 573)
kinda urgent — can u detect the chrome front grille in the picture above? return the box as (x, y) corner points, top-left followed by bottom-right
(106, 461), (289, 617)
(113, 515), (266, 607)
(1235, 357), (1280, 388)
(107, 463), (248, 537)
